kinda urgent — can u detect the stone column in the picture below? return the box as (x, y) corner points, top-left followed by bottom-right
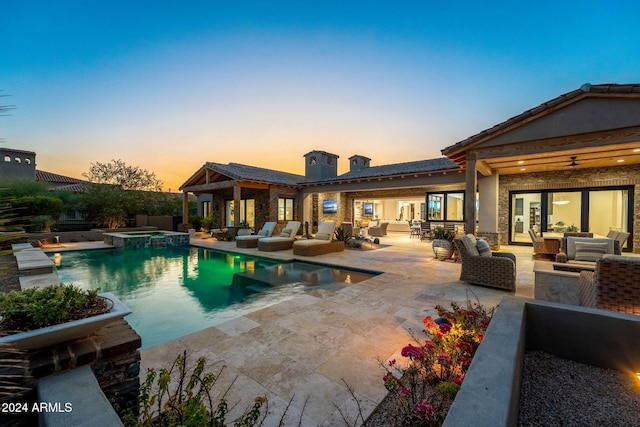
(464, 153), (478, 236)
(233, 184), (241, 227)
(182, 191), (190, 229)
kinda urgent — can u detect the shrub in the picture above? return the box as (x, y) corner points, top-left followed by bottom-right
(432, 227), (455, 241)
(0, 284), (105, 332)
(127, 350), (268, 427)
(381, 300), (494, 426)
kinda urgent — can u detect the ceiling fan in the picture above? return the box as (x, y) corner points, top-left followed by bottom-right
(568, 156), (578, 167)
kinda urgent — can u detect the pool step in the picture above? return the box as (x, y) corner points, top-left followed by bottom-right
(13, 246), (55, 276)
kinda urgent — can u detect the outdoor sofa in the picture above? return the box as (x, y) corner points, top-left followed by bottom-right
(555, 236), (620, 264)
(235, 222), (276, 248)
(292, 220), (344, 256)
(257, 221), (301, 252)
(579, 254), (640, 315)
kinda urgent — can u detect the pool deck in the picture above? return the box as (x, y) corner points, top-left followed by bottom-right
(39, 234), (535, 425)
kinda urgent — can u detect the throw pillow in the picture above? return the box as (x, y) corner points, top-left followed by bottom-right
(574, 242), (608, 262)
(280, 228), (292, 238)
(315, 233), (331, 241)
(476, 239), (491, 257)
(257, 230), (268, 236)
(460, 234), (480, 256)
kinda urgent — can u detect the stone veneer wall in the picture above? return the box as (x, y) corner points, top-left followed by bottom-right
(269, 186), (299, 234)
(499, 164), (640, 253)
(1, 319), (141, 426)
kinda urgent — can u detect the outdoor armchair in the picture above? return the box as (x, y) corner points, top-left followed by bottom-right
(368, 221), (388, 237)
(453, 235), (516, 291)
(579, 255), (640, 315)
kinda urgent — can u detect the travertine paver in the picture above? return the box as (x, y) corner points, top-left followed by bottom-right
(138, 233), (536, 426)
(42, 234), (537, 425)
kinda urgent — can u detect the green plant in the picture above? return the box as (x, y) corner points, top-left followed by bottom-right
(381, 299), (494, 426)
(0, 284), (105, 332)
(333, 225), (353, 243)
(200, 214), (213, 232)
(554, 221), (566, 227)
(238, 221), (250, 229)
(127, 350), (268, 427)
(432, 227), (455, 241)
(566, 224), (578, 232)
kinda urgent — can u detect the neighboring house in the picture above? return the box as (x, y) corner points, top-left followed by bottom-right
(0, 148), (36, 180)
(181, 83), (640, 253)
(35, 170), (89, 228)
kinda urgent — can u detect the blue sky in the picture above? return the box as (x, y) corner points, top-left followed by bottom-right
(2, 1), (639, 190)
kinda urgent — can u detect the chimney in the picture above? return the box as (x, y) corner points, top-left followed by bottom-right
(348, 155), (371, 172)
(304, 150), (339, 181)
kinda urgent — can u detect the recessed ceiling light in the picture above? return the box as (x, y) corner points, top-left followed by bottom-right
(520, 168), (526, 171)
(634, 149), (640, 153)
(617, 159), (625, 163)
(517, 161), (524, 165)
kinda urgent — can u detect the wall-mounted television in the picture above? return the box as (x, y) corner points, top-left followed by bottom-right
(363, 202), (373, 216)
(323, 200), (337, 214)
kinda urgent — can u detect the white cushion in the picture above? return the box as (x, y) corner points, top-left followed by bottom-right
(280, 229), (292, 238)
(476, 239), (491, 257)
(257, 230), (268, 236)
(575, 242), (608, 262)
(460, 234), (479, 256)
(567, 237), (615, 260)
(315, 233), (331, 241)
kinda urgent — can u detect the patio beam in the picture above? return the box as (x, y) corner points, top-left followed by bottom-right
(465, 153), (478, 236)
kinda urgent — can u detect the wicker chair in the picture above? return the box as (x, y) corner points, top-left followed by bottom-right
(528, 228), (558, 257)
(453, 237), (516, 291)
(579, 255), (640, 315)
(368, 221), (389, 237)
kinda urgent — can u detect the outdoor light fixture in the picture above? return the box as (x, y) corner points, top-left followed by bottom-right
(636, 372), (640, 381)
(552, 197), (570, 206)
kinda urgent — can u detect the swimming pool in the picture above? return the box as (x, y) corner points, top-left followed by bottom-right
(50, 247), (375, 349)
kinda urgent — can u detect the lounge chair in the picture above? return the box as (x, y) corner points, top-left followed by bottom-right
(579, 255), (640, 314)
(235, 222), (277, 248)
(293, 221), (344, 256)
(257, 221), (301, 252)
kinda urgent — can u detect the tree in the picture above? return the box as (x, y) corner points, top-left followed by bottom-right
(76, 184), (127, 229)
(82, 159), (163, 191)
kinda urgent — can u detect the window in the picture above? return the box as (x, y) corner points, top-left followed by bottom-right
(202, 201), (211, 218)
(14, 157), (21, 163)
(225, 199), (255, 227)
(4, 155), (10, 162)
(278, 198), (294, 221)
(427, 192), (465, 222)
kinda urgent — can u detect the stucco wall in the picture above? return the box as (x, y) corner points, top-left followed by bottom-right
(499, 164), (640, 252)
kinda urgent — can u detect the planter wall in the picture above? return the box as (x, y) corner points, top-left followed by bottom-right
(443, 297), (640, 426)
(0, 292), (131, 350)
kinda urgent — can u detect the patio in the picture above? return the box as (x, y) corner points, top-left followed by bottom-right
(141, 232), (536, 425)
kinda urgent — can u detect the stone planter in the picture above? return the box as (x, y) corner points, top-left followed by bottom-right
(236, 229), (252, 237)
(0, 292), (132, 350)
(432, 239), (454, 260)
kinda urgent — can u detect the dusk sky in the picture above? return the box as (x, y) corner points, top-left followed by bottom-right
(2, 1), (639, 191)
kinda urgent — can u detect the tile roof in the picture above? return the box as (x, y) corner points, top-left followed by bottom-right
(442, 83), (640, 157)
(36, 170), (85, 185)
(303, 157), (459, 184)
(205, 162), (305, 186)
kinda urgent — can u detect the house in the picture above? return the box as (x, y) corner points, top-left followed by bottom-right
(179, 83), (640, 253)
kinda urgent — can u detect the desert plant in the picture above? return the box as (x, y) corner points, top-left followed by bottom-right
(380, 299), (494, 426)
(432, 227), (455, 241)
(200, 214), (213, 232)
(333, 225), (353, 243)
(0, 284), (106, 332)
(127, 350), (269, 427)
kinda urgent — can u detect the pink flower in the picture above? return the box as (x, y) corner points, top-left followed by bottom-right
(439, 323), (452, 333)
(413, 400), (434, 418)
(388, 359), (396, 366)
(400, 387), (410, 397)
(454, 377), (463, 386)
(401, 344), (425, 361)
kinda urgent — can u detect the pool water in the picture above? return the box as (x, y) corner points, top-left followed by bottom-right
(50, 247), (374, 349)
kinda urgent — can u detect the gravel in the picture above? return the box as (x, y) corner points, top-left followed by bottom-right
(519, 351), (640, 427)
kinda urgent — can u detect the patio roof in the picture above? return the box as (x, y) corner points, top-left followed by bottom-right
(441, 83), (640, 175)
(180, 161), (305, 191)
